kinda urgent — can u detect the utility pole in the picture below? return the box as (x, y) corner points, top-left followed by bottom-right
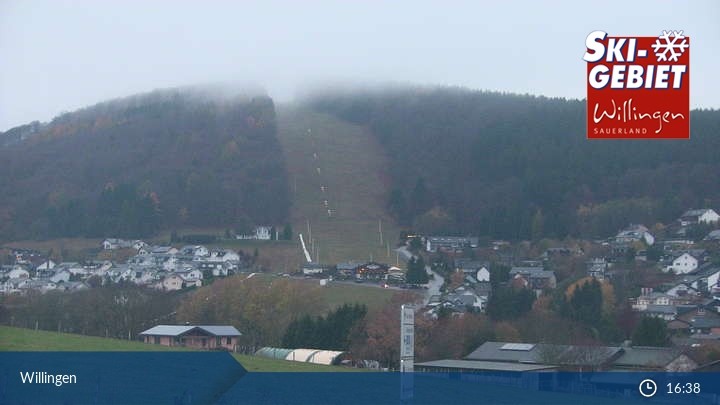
(379, 219), (383, 246)
(307, 219), (312, 246)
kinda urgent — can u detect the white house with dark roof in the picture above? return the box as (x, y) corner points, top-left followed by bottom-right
(4, 266), (29, 279)
(667, 252), (699, 274)
(615, 224), (655, 246)
(665, 282), (699, 298)
(680, 209), (720, 226)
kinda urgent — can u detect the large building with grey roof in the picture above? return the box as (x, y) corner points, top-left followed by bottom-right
(139, 324), (241, 351)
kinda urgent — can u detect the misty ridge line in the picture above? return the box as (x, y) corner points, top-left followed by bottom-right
(2, 81), (717, 135)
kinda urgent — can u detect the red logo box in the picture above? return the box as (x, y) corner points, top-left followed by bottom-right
(584, 31), (690, 139)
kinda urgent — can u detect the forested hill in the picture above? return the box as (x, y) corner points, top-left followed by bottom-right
(306, 86), (720, 240)
(0, 87), (290, 241)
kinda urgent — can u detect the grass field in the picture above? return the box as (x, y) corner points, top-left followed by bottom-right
(0, 326), (361, 372)
(238, 273), (397, 313)
(291, 276), (398, 313)
(276, 106), (402, 267)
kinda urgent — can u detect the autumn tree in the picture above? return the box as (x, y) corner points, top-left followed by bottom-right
(350, 291), (420, 370)
(176, 276), (322, 348)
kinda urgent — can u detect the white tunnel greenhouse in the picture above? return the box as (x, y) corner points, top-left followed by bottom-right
(255, 347), (348, 366)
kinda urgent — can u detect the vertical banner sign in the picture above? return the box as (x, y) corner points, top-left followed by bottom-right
(400, 304), (414, 372)
(584, 30), (690, 139)
(400, 304), (414, 402)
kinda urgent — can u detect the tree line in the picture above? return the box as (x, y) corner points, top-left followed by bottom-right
(0, 88), (290, 241)
(307, 86), (720, 240)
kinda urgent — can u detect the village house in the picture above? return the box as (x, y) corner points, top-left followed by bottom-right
(666, 252), (700, 274)
(425, 236), (479, 253)
(139, 325), (241, 351)
(676, 266), (720, 294)
(509, 267), (556, 293)
(631, 288), (697, 313)
(668, 307), (720, 336)
(644, 304), (679, 321)
(12, 249), (44, 265)
(386, 266), (405, 284)
(614, 224), (655, 246)
(302, 262), (326, 276)
(335, 262), (361, 279)
(611, 346), (699, 372)
(34, 259), (56, 272)
(586, 258), (609, 280)
(455, 259), (490, 283)
(198, 261), (229, 277)
(665, 282), (700, 299)
(1, 278), (28, 294)
(206, 248), (240, 263)
(20, 279), (57, 294)
(445, 286), (486, 312)
(160, 274), (185, 291)
(355, 262), (389, 281)
(2, 265), (30, 279)
(151, 246), (178, 255)
(102, 238), (133, 250)
(49, 269), (71, 284)
(705, 230), (720, 241)
(679, 209), (720, 226)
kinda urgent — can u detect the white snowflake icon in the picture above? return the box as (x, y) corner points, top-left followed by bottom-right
(652, 30), (689, 62)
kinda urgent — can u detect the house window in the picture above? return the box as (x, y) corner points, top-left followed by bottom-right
(201, 338), (207, 347)
(216, 337), (221, 346)
(153, 336), (160, 344)
(226, 337), (231, 345)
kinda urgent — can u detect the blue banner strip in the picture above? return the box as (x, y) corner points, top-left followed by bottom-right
(2, 353), (720, 405)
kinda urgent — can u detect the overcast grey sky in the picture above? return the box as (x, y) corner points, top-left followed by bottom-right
(1, 0), (718, 131)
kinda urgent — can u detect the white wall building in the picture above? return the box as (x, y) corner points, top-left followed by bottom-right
(667, 253), (699, 274)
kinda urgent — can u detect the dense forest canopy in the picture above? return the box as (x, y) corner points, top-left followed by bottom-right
(0, 87), (290, 240)
(306, 86), (720, 240)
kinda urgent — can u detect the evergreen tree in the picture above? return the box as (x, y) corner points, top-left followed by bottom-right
(487, 286), (535, 320)
(282, 304), (367, 350)
(408, 237), (423, 252)
(406, 256), (428, 284)
(567, 279), (603, 325)
(282, 224), (293, 240)
(632, 316), (669, 346)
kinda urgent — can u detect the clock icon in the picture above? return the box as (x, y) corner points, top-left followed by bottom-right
(639, 379), (657, 398)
